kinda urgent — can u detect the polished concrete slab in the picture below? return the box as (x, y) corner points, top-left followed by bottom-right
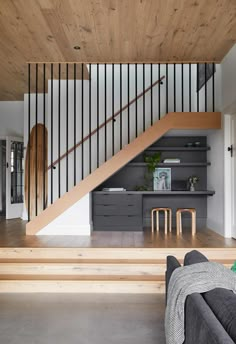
(0, 294), (165, 344)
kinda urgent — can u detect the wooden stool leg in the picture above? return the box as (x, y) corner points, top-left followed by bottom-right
(164, 210), (167, 235)
(169, 209), (172, 233)
(156, 211), (159, 232)
(176, 211), (179, 235)
(192, 211), (196, 236)
(180, 212), (182, 234)
(151, 210), (155, 233)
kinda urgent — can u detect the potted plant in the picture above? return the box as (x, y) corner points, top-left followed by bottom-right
(188, 175), (199, 192)
(144, 152), (161, 190)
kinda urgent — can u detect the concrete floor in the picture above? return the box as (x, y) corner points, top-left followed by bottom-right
(0, 294), (166, 344)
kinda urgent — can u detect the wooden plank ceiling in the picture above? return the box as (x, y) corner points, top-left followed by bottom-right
(1, 0), (236, 100)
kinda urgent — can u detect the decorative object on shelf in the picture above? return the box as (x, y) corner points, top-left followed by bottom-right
(153, 168), (171, 191)
(185, 142), (193, 147)
(102, 187), (126, 192)
(163, 158), (181, 164)
(188, 175), (199, 192)
(194, 141), (201, 147)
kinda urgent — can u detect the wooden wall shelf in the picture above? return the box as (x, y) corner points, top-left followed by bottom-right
(146, 146), (210, 151)
(93, 191), (215, 196)
(128, 162), (211, 167)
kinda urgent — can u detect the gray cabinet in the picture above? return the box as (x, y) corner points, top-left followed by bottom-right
(93, 193), (143, 231)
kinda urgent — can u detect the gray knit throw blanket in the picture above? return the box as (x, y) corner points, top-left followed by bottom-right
(165, 261), (236, 344)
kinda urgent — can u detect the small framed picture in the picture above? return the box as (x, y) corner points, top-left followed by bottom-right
(153, 168), (171, 191)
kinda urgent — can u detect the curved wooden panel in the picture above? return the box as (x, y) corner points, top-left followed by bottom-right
(24, 124), (48, 220)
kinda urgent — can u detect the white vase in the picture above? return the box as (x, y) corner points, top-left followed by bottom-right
(190, 184), (195, 192)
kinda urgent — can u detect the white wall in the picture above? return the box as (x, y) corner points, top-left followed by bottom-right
(206, 125), (224, 236)
(222, 44), (236, 113)
(220, 44), (236, 237)
(0, 101), (24, 137)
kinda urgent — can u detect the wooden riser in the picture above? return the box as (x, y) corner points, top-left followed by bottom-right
(0, 280), (165, 293)
(0, 263), (166, 279)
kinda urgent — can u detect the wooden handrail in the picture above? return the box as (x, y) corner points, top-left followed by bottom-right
(48, 75), (165, 170)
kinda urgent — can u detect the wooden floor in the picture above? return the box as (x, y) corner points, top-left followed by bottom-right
(0, 217), (236, 248)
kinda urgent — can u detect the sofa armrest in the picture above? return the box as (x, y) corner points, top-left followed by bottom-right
(165, 255), (181, 303)
(184, 293), (235, 344)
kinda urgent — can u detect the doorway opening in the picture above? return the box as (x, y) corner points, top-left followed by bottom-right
(0, 140), (6, 216)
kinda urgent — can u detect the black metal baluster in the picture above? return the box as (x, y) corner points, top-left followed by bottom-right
(151, 64), (153, 125)
(174, 63), (176, 112)
(128, 63), (130, 142)
(28, 64), (31, 221)
(51, 63), (53, 204)
(166, 64), (168, 114)
(212, 63), (215, 111)
(97, 64), (99, 168)
(104, 64), (107, 162)
(205, 63), (207, 111)
(181, 64), (184, 112)
(112, 63), (114, 155)
(143, 63), (145, 131)
(189, 63), (191, 112)
(66, 63), (69, 192)
(35, 63), (38, 216)
(58, 64), (61, 198)
(197, 64), (199, 112)
(135, 64), (138, 137)
(158, 63), (161, 119)
(74, 63), (76, 186)
(89, 64), (92, 172)
(120, 63), (122, 150)
(43, 64), (46, 209)
(81, 64), (84, 178)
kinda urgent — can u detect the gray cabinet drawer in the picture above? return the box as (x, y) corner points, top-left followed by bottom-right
(94, 204), (141, 216)
(93, 193), (142, 206)
(93, 215), (142, 227)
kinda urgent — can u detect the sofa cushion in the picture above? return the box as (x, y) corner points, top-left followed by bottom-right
(203, 288), (236, 342)
(184, 250), (209, 266)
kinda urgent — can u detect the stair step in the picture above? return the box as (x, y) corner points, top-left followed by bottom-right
(0, 263), (166, 277)
(0, 280), (165, 293)
(0, 248), (233, 293)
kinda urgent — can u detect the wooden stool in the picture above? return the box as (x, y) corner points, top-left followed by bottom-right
(176, 208), (196, 236)
(151, 207), (172, 234)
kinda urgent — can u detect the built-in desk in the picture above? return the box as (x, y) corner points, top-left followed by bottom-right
(92, 191), (215, 231)
(93, 135), (215, 231)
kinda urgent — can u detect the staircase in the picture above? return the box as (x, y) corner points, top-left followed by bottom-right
(25, 62), (221, 235)
(0, 248), (233, 293)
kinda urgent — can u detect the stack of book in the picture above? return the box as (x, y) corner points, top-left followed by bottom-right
(102, 188), (126, 192)
(163, 158), (181, 163)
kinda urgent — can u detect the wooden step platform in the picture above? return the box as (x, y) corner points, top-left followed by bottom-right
(0, 248), (234, 293)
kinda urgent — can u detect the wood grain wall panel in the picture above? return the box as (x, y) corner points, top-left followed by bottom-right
(0, 0), (235, 99)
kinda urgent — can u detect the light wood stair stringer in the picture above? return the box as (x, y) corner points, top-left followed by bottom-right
(26, 111), (221, 235)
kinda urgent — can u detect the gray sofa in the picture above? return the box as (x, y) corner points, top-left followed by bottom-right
(166, 250), (236, 344)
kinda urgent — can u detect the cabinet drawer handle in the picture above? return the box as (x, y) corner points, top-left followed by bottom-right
(128, 204), (134, 207)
